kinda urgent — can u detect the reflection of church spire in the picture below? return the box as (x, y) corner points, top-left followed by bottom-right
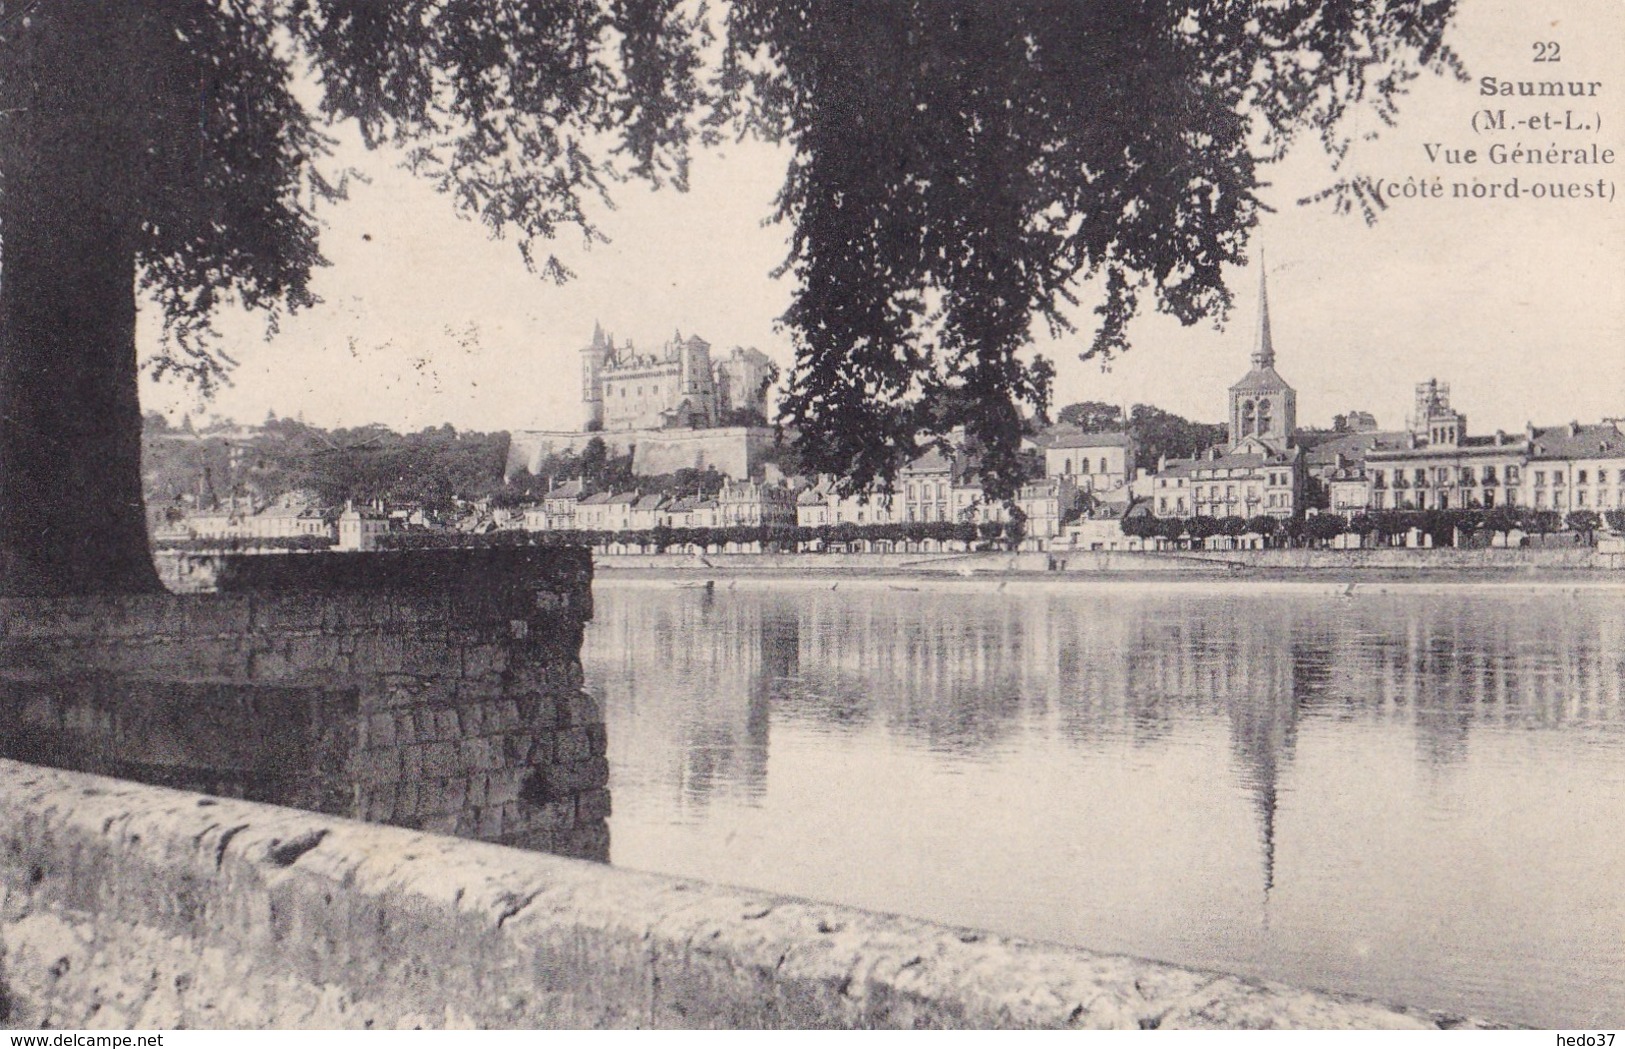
(1258, 768), (1278, 901)
(1252, 253), (1275, 370)
(1227, 659), (1298, 910)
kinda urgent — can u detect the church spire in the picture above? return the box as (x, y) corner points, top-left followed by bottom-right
(591, 319), (605, 348)
(1252, 254), (1275, 370)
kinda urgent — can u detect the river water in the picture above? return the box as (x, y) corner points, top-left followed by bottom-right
(582, 576), (1625, 1029)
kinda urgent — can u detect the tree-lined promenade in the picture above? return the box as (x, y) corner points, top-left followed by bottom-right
(1122, 507), (1616, 549)
(193, 506), (1612, 557)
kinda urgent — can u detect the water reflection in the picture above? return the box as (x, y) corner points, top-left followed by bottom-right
(586, 579), (1625, 1028)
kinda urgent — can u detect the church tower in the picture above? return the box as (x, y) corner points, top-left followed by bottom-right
(1227, 262), (1297, 452)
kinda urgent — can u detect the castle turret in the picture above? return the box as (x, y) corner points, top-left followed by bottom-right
(580, 321), (612, 430)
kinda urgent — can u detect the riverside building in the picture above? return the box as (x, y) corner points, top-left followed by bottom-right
(1150, 267), (1307, 520)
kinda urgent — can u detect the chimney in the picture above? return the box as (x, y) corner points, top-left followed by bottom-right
(1570, 420), (1582, 437)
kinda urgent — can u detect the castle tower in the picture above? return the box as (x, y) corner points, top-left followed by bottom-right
(1227, 261), (1297, 451)
(580, 321), (612, 430)
(677, 333), (716, 426)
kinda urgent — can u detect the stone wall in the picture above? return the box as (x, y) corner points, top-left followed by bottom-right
(0, 760), (1497, 1030)
(504, 426), (772, 481)
(628, 426), (772, 478)
(0, 548), (608, 860)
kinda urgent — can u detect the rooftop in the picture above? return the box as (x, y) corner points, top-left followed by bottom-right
(1044, 431), (1134, 451)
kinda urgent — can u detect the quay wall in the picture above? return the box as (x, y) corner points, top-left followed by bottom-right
(0, 549), (608, 860)
(595, 547), (1624, 574)
(0, 760), (1495, 1030)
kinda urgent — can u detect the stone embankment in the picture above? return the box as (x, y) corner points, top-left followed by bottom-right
(596, 546), (1624, 575)
(0, 760), (1500, 1030)
(0, 548), (608, 859)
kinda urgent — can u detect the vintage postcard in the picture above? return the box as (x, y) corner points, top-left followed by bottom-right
(1, 0), (1621, 1034)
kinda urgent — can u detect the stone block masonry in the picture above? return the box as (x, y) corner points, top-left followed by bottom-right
(0, 760), (1500, 1029)
(0, 548), (608, 861)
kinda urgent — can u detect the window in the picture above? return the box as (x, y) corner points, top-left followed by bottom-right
(1554, 472), (1565, 486)
(1372, 470), (1386, 489)
(1578, 490), (1588, 506)
(1507, 465), (1520, 484)
(1535, 471), (1546, 486)
(1257, 399), (1272, 435)
(1484, 467), (1498, 485)
(1241, 400), (1255, 435)
(1436, 467), (1450, 486)
(1578, 469), (1589, 485)
(1099, 457), (1108, 474)
(1414, 469), (1427, 487)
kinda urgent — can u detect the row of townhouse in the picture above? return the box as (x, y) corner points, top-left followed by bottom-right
(1141, 441), (1305, 521)
(162, 490), (335, 542)
(794, 450), (1084, 540)
(1138, 417), (1625, 523)
(1321, 420), (1625, 514)
(522, 479), (799, 533)
(1301, 381), (1625, 516)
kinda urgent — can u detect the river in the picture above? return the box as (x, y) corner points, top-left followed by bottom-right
(583, 576), (1625, 1029)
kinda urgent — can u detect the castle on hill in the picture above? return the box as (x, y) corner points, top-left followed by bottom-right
(580, 323), (776, 433)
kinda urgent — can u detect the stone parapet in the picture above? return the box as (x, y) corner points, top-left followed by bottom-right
(0, 760), (1498, 1030)
(0, 548), (605, 860)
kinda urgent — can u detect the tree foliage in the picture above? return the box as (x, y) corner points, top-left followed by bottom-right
(3, 0), (707, 388)
(1126, 404), (1228, 471)
(0, 0), (1462, 592)
(0, 0), (712, 592)
(720, 1), (1460, 499)
(1055, 401), (1127, 432)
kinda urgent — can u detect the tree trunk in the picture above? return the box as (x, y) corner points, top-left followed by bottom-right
(0, 5), (162, 595)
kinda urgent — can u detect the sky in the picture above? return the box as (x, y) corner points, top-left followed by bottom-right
(139, 0), (1625, 438)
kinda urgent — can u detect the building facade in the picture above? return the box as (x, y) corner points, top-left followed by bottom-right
(579, 324), (774, 433)
(1044, 433), (1134, 493)
(1321, 377), (1625, 517)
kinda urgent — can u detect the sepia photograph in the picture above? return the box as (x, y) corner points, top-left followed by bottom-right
(1, 0), (1621, 1035)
